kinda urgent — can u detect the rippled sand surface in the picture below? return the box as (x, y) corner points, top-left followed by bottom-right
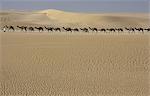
(0, 33), (149, 96)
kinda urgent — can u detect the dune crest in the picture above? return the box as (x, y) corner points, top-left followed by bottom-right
(0, 9), (149, 27)
(38, 9), (149, 26)
(38, 9), (102, 24)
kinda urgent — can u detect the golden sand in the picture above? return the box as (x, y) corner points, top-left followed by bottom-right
(0, 33), (149, 96)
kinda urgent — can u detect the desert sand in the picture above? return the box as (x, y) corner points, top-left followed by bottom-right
(0, 9), (150, 96)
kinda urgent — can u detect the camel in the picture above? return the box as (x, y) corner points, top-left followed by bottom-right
(125, 27), (130, 31)
(144, 28), (150, 32)
(10, 26), (15, 31)
(100, 28), (106, 32)
(107, 28), (116, 32)
(28, 27), (34, 32)
(115, 28), (123, 32)
(131, 28), (135, 33)
(5, 25), (15, 32)
(24, 26), (27, 31)
(126, 27), (135, 33)
(2, 27), (6, 32)
(89, 27), (98, 32)
(17, 26), (23, 31)
(72, 28), (79, 32)
(17, 26), (27, 32)
(35, 27), (44, 32)
(125, 27), (134, 33)
(62, 27), (72, 32)
(2, 25), (8, 32)
(44, 26), (54, 32)
(54, 27), (61, 32)
(135, 28), (144, 32)
(80, 28), (89, 32)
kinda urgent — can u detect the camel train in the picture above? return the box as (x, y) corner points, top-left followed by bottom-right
(1, 25), (150, 33)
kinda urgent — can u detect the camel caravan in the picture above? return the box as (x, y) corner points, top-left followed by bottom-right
(1, 25), (150, 33)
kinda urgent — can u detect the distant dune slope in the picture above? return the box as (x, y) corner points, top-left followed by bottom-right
(39, 9), (149, 26)
(0, 9), (149, 27)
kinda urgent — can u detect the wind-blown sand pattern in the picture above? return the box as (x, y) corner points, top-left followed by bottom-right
(0, 9), (150, 96)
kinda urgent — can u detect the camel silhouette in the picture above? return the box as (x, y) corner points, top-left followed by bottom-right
(28, 27), (34, 32)
(89, 27), (98, 32)
(62, 27), (72, 32)
(35, 27), (44, 32)
(144, 28), (150, 32)
(131, 28), (135, 33)
(5, 25), (15, 32)
(80, 28), (89, 32)
(126, 27), (137, 33)
(107, 28), (116, 32)
(17, 26), (27, 32)
(100, 28), (106, 32)
(10, 26), (15, 31)
(115, 28), (123, 32)
(23, 26), (28, 32)
(125, 27), (130, 31)
(2, 25), (149, 34)
(125, 27), (133, 33)
(17, 26), (23, 31)
(44, 26), (54, 32)
(2, 25), (8, 32)
(72, 28), (79, 32)
(135, 28), (144, 32)
(54, 27), (61, 32)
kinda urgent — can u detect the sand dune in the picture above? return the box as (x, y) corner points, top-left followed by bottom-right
(39, 9), (149, 27)
(0, 12), (51, 25)
(0, 9), (149, 27)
